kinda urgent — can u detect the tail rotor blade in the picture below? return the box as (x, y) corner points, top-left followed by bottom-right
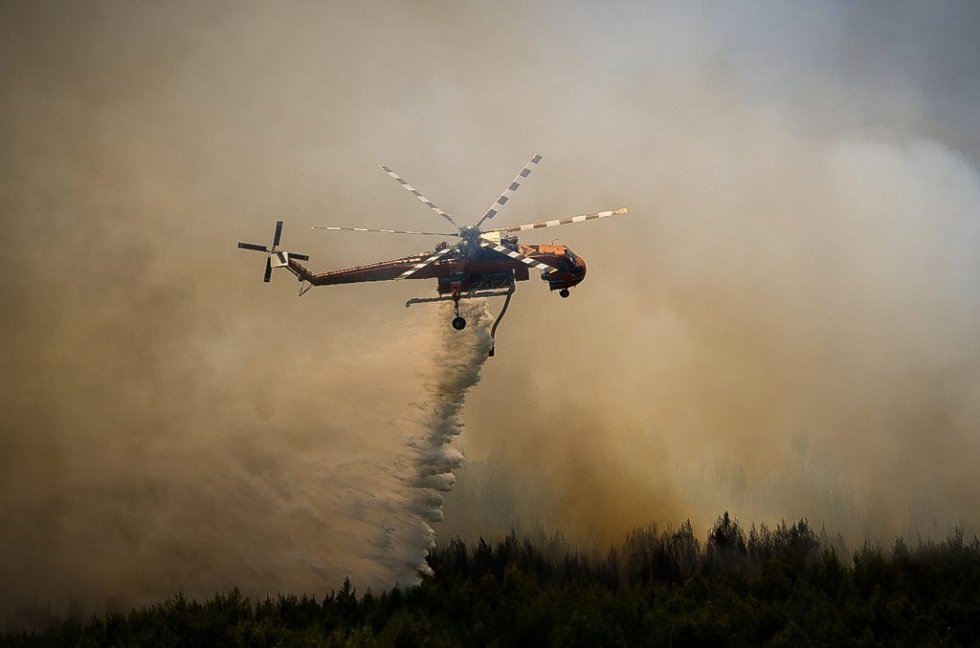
(273, 221), (284, 248)
(475, 153), (542, 229)
(240, 221), (295, 284)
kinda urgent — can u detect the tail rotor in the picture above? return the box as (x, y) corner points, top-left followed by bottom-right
(237, 220), (310, 283)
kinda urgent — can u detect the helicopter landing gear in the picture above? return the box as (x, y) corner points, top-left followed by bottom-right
(452, 316), (467, 330)
(559, 288), (570, 298)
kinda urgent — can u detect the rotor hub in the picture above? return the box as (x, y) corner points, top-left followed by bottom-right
(459, 225), (482, 242)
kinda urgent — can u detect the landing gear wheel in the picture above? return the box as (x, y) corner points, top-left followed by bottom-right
(452, 316), (467, 330)
(559, 288), (570, 298)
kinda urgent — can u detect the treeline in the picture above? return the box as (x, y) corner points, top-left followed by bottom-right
(4, 514), (980, 647)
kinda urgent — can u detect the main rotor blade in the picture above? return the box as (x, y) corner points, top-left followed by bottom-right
(311, 225), (459, 237)
(290, 252), (311, 261)
(380, 165), (460, 228)
(479, 237), (556, 274)
(272, 221), (284, 248)
(238, 242), (269, 252)
(484, 207), (629, 234)
(396, 245), (457, 280)
(474, 153), (542, 229)
(263, 257), (273, 282)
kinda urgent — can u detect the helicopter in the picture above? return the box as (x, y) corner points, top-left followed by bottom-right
(237, 154), (627, 355)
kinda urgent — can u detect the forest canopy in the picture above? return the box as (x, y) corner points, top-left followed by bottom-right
(4, 514), (979, 647)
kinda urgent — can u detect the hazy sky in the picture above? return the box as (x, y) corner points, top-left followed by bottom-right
(2, 0), (979, 617)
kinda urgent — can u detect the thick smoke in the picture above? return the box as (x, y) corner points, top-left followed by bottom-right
(2, 0), (980, 619)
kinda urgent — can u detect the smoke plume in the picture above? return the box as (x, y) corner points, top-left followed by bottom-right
(3, 0), (980, 619)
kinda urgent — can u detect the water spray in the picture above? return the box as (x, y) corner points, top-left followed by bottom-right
(405, 300), (493, 576)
